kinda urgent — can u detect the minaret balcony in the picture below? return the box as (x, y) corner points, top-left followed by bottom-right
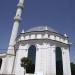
(14, 16), (21, 21)
(17, 3), (24, 9)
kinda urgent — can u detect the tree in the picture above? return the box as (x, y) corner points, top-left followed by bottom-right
(21, 57), (32, 75)
(71, 63), (75, 75)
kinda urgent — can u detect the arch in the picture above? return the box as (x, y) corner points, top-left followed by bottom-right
(0, 58), (2, 69)
(55, 47), (63, 75)
(26, 45), (36, 73)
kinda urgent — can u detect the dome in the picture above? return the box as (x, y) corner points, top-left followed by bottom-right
(26, 26), (58, 33)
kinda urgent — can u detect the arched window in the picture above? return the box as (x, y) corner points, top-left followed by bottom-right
(0, 58), (2, 69)
(26, 45), (36, 73)
(56, 47), (63, 75)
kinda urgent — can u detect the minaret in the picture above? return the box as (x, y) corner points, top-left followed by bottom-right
(9, 0), (24, 51)
(3, 0), (24, 74)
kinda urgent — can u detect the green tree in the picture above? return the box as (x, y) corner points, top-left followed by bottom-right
(21, 57), (32, 75)
(71, 63), (75, 75)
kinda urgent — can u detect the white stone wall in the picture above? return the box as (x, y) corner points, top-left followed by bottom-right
(49, 46), (56, 75)
(35, 43), (56, 75)
(14, 40), (57, 75)
(13, 44), (29, 75)
(62, 47), (71, 75)
(0, 57), (6, 74)
(0, 39), (71, 75)
(17, 31), (69, 44)
(1, 46), (15, 74)
(11, 31), (71, 75)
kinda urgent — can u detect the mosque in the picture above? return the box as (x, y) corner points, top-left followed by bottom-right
(0, 0), (71, 75)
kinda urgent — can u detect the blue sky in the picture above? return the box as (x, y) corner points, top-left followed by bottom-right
(0, 0), (75, 63)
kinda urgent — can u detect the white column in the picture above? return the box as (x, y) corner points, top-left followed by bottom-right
(2, 0), (24, 74)
(46, 45), (56, 75)
(35, 44), (48, 75)
(62, 47), (71, 75)
(35, 44), (56, 75)
(35, 45), (43, 73)
(50, 46), (56, 75)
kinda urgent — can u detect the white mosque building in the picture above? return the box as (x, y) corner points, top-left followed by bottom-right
(0, 0), (71, 75)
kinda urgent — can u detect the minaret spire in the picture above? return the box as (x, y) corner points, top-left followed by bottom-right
(9, 0), (24, 47)
(3, 0), (24, 74)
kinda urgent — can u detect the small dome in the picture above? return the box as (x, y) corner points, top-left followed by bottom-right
(26, 26), (58, 33)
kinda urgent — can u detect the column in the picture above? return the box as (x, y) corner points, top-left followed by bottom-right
(62, 47), (71, 75)
(50, 46), (56, 75)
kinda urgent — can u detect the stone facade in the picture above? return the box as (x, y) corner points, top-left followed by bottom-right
(0, 26), (71, 75)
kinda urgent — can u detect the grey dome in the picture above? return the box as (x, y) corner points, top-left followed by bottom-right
(26, 26), (58, 33)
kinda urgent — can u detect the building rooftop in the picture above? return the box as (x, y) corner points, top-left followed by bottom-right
(26, 26), (58, 33)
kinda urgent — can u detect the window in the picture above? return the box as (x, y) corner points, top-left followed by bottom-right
(26, 45), (36, 73)
(56, 47), (63, 75)
(0, 58), (2, 69)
